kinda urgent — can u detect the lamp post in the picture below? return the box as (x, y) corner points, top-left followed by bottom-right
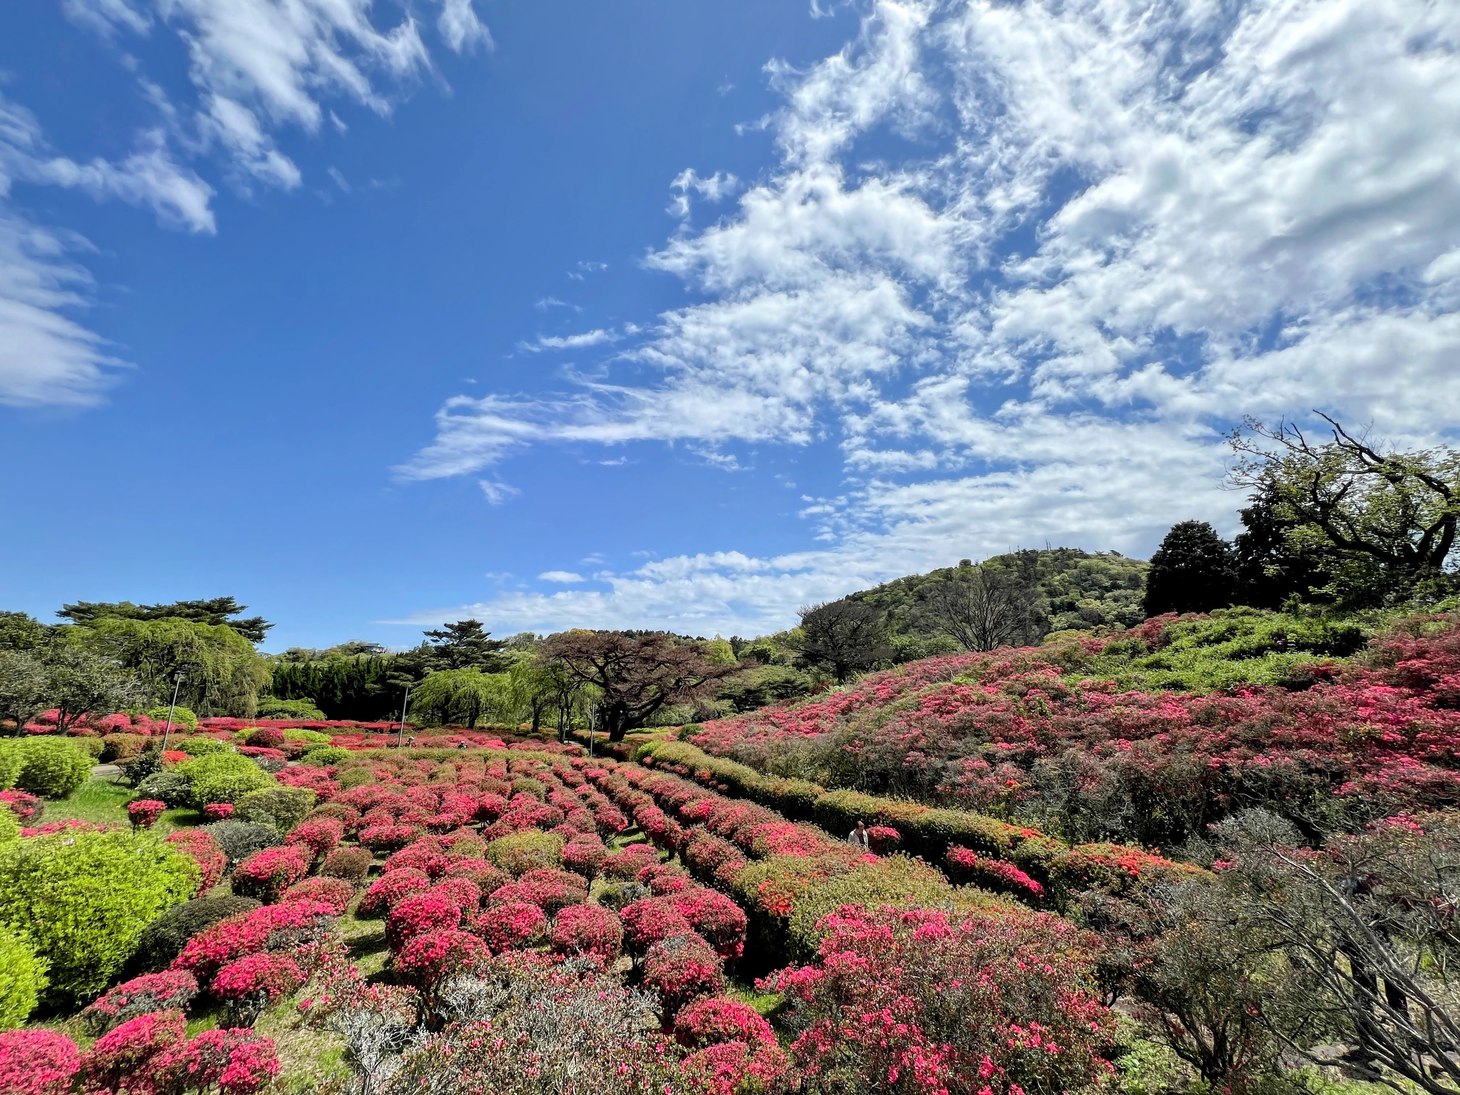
(396, 686), (411, 747)
(159, 673), (185, 753)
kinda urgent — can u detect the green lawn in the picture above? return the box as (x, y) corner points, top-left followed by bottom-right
(41, 777), (201, 833)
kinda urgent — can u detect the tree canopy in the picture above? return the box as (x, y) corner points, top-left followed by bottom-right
(1143, 521), (1238, 617)
(57, 596), (272, 644)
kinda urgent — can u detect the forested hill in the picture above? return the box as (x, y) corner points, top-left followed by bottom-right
(837, 547), (1149, 661)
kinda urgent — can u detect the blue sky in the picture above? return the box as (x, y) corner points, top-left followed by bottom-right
(2, 0), (1459, 651)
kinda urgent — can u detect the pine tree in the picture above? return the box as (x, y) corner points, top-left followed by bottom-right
(1144, 521), (1238, 616)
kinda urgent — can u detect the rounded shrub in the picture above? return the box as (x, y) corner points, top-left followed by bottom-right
(177, 752), (275, 808)
(14, 738), (92, 798)
(148, 705), (199, 731)
(318, 846), (373, 886)
(0, 926), (47, 1029)
(485, 830), (564, 876)
(0, 830), (198, 1004)
(201, 821), (281, 868)
(300, 745), (351, 767)
(0, 810), (18, 847)
(233, 786), (317, 832)
(69, 736), (106, 760)
(129, 896), (262, 973)
(283, 728), (332, 745)
(135, 771), (193, 808)
(0, 1028), (81, 1095)
(100, 733), (147, 762)
(175, 736), (230, 756)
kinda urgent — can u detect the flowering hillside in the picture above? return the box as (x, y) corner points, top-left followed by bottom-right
(689, 610), (1460, 847)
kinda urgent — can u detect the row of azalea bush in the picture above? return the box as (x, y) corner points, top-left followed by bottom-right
(686, 611), (1460, 847)
(635, 740), (1196, 911)
(0, 739), (1119, 1094)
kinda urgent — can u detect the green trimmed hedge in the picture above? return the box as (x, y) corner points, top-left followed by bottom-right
(176, 752), (275, 808)
(14, 738), (92, 798)
(0, 926), (46, 1029)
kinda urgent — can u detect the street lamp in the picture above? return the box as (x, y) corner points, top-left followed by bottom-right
(396, 686), (411, 748)
(159, 673), (186, 753)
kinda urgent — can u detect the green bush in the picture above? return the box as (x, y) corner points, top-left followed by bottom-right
(123, 748), (165, 786)
(0, 926), (46, 1029)
(202, 821), (281, 867)
(15, 738), (93, 798)
(136, 771), (194, 808)
(0, 811), (18, 846)
(177, 752), (274, 808)
(128, 896), (261, 973)
(256, 697), (327, 721)
(300, 745), (351, 768)
(0, 829), (198, 1004)
(283, 728), (332, 745)
(486, 831), (564, 876)
(70, 735), (106, 760)
(338, 766), (377, 790)
(0, 743), (19, 791)
(175, 736), (231, 756)
(101, 733), (147, 762)
(233, 786), (317, 831)
(148, 705), (198, 731)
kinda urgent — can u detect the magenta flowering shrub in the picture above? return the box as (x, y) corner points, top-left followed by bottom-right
(945, 846), (1046, 900)
(386, 891), (463, 951)
(202, 802), (235, 821)
(550, 903), (624, 963)
(441, 857), (510, 895)
(764, 904), (1111, 1095)
(394, 929), (489, 996)
(286, 816), (345, 861)
(78, 1008), (186, 1090)
(171, 899), (337, 980)
(359, 823), (420, 852)
(670, 888), (748, 961)
(165, 829), (228, 893)
(151, 1028), (280, 1094)
(211, 952), (305, 1023)
(621, 898), (694, 957)
(128, 798), (167, 830)
(562, 838), (608, 878)
(0, 1029), (81, 1095)
(358, 868), (431, 917)
(470, 900), (547, 953)
(642, 933), (725, 1018)
(431, 876), (482, 913)
(602, 842), (660, 879)
(489, 868), (587, 915)
(230, 844), (312, 902)
(0, 790), (43, 823)
(280, 875), (356, 914)
(80, 970), (199, 1034)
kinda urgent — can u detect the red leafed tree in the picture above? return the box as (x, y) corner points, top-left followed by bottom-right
(541, 631), (738, 742)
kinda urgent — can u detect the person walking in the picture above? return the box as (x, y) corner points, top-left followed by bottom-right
(848, 819), (870, 850)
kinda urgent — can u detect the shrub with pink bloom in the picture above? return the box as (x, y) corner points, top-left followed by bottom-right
(211, 952), (305, 1023)
(394, 928), (489, 997)
(602, 842), (660, 879)
(359, 823), (420, 852)
(442, 857), (510, 895)
(562, 838), (607, 878)
(80, 970), (199, 1034)
(172, 899), (337, 980)
(431, 876), (482, 914)
(550, 903), (624, 963)
(386, 891), (463, 951)
(128, 798), (167, 830)
(489, 868), (587, 915)
(671, 888), (748, 961)
(166, 829), (228, 892)
(674, 996), (778, 1050)
(152, 1028), (280, 1095)
(230, 844), (312, 902)
(642, 933), (725, 1018)
(280, 875), (356, 914)
(621, 898), (694, 957)
(359, 868), (431, 917)
(681, 1040), (793, 1095)
(945, 846), (1046, 900)
(470, 900), (547, 953)
(286, 816), (345, 861)
(0, 790), (42, 823)
(78, 1008), (185, 1090)
(203, 802), (235, 821)
(0, 1029), (80, 1095)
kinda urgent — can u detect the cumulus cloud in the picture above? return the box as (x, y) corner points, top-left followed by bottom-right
(539, 571), (586, 584)
(401, 0), (1460, 633)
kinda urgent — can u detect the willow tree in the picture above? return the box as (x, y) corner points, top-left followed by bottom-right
(412, 668), (512, 729)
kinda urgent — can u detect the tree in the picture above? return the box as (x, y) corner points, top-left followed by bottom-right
(42, 642), (142, 734)
(540, 631), (738, 742)
(85, 617), (269, 717)
(0, 650), (47, 735)
(411, 668), (511, 729)
(422, 620), (509, 673)
(1232, 492), (1332, 608)
(1143, 521), (1237, 616)
(795, 599), (891, 682)
(58, 597), (272, 644)
(919, 564), (1042, 652)
(0, 612), (49, 653)
(1230, 413), (1460, 604)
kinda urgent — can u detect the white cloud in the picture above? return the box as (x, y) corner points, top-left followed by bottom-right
(668, 168), (740, 218)
(538, 571), (586, 584)
(535, 296), (581, 313)
(478, 479), (521, 505)
(521, 328), (620, 353)
(403, 0), (1460, 633)
(0, 213), (121, 408)
(438, 0), (492, 53)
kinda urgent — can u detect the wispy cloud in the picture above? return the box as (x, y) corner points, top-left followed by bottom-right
(668, 168), (740, 218)
(519, 328), (621, 353)
(477, 479), (521, 505)
(538, 570), (586, 584)
(405, 0), (1460, 634)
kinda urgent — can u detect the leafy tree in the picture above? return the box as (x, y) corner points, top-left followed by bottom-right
(43, 642), (141, 734)
(1230, 414), (1460, 605)
(0, 612), (49, 653)
(795, 599), (891, 682)
(412, 668), (512, 729)
(268, 650), (406, 721)
(85, 617), (269, 717)
(422, 619), (509, 673)
(1143, 521), (1238, 617)
(541, 631), (737, 742)
(919, 562), (1042, 652)
(1233, 492), (1332, 609)
(0, 651), (46, 736)
(58, 597), (272, 644)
